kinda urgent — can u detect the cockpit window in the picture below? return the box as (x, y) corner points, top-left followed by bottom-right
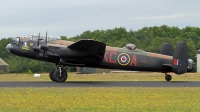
(14, 37), (19, 42)
(12, 37), (20, 44)
(12, 33), (60, 44)
(29, 34), (45, 42)
(28, 34), (60, 42)
(126, 44), (136, 50)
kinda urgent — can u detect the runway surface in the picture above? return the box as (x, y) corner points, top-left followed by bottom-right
(0, 81), (200, 87)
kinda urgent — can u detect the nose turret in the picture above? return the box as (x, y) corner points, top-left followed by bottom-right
(6, 44), (12, 53)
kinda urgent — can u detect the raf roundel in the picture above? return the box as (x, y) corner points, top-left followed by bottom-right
(117, 53), (130, 66)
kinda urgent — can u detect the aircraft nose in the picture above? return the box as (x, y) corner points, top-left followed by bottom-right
(6, 44), (12, 53)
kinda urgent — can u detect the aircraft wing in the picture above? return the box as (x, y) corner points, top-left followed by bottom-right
(67, 39), (106, 62)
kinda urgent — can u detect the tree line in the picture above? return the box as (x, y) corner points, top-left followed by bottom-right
(1, 25), (199, 73)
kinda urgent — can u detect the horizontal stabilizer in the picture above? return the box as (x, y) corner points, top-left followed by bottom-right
(68, 39), (106, 62)
(172, 41), (188, 74)
(160, 42), (173, 56)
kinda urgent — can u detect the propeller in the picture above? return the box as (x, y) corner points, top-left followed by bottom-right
(33, 31), (55, 59)
(38, 32), (40, 46)
(41, 31), (48, 50)
(33, 33), (40, 52)
(33, 32), (44, 58)
(45, 31), (47, 44)
(40, 31), (49, 57)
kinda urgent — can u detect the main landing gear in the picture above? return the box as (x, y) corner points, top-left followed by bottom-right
(165, 73), (172, 81)
(49, 65), (68, 82)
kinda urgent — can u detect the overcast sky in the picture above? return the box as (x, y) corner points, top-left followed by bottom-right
(0, 0), (200, 38)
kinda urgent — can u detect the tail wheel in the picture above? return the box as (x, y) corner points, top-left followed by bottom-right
(165, 75), (172, 81)
(53, 68), (68, 82)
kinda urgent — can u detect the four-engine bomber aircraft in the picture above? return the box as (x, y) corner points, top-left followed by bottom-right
(6, 33), (194, 82)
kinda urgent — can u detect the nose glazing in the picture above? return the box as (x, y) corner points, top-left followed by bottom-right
(6, 44), (12, 53)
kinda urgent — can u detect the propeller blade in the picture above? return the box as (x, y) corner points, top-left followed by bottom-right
(45, 31), (48, 45)
(18, 37), (21, 45)
(38, 32), (40, 46)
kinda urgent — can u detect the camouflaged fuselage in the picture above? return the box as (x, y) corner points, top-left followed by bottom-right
(48, 40), (173, 72)
(99, 46), (173, 72)
(8, 39), (173, 72)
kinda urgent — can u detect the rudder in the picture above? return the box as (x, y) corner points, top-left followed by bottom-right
(172, 41), (188, 74)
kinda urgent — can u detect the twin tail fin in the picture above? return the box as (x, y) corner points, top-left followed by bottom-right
(172, 41), (188, 74)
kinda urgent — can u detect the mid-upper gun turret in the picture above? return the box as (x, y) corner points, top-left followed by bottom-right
(125, 44), (136, 50)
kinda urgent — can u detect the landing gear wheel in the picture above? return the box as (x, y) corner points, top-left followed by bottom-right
(49, 68), (57, 82)
(53, 68), (68, 82)
(165, 75), (172, 81)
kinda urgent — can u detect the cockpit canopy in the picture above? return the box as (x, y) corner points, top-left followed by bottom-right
(12, 37), (20, 45)
(28, 34), (60, 42)
(126, 44), (136, 50)
(11, 34), (60, 44)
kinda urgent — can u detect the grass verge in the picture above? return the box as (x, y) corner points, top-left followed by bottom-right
(0, 72), (199, 81)
(0, 72), (199, 111)
(0, 87), (200, 111)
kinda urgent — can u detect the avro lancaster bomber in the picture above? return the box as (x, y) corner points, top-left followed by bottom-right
(6, 33), (194, 82)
